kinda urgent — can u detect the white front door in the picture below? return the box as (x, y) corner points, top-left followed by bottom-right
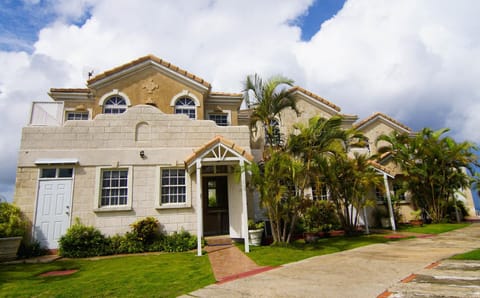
(35, 179), (73, 249)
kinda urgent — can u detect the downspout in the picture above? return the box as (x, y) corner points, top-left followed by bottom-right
(240, 159), (250, 253)
(363, 205), (370, 234)
(383, 173), (396, 231)
(196, 160), (203, 256)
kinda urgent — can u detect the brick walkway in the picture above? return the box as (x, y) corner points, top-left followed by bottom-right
(205, 237), (274, 283)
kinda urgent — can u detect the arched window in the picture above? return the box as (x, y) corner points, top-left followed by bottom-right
(103, 96), (127, 114)
(174, 97), (196, 119)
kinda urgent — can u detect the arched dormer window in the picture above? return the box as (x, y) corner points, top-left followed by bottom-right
(174, 97), (196, 119)
(104, 96), (127, 114)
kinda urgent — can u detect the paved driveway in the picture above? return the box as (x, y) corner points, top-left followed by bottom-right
(183, 224), (480, 298)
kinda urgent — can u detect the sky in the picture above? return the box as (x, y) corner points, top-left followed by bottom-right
(0, 0), (479, 208)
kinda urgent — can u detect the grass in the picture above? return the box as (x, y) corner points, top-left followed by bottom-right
(398, 223), (470, 234)
(239, 234), (393, 266)
(0, 252), (215, 298)
(451, 248), (480, 260)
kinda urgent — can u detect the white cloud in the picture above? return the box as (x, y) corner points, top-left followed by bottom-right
(1, 0), (480, 200)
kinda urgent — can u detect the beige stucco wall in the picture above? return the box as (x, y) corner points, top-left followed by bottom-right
(14, 105), (251, 237)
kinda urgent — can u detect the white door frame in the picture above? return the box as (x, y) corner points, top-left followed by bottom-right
(34, 168), (74, 249)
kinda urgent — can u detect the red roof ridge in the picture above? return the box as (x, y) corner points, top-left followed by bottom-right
(87, 55), (211, 88)
(185, 135), (253, 166)
(355, 112), (412, 132)
(50, 88), (91, 93)
(290, 86), (341, 112)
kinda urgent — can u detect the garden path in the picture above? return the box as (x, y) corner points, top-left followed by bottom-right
(204, 237), (274, 283)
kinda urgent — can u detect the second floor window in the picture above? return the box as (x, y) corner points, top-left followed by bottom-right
(174, 97), (196, 119)
(104, 96), (127, 114)
(209, 114), (228, 126)
(66, 111), (89, 120)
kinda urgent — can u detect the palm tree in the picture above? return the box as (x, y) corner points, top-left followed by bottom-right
(319, 153), (382, 234)
(243, 74), (299, 159)
(377, 128), (478, 222)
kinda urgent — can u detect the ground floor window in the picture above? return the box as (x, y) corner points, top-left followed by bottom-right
(101, 169), (129, 206)
(161, 168), (186, 204)
(312, 184), (329, 200)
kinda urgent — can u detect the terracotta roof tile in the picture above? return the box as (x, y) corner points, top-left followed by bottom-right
(49, 88), (91, 93)
(185, 136), (253, 166)
(354, 112), (412, 132)
(290, 86), (341, 112)
(210, 91), (243, 97)
(87, 55), (211, 88)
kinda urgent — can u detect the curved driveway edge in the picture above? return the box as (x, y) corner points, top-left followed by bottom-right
(181, 224), (480, 298)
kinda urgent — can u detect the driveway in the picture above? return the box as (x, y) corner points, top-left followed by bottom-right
(183, 224), (480, 298)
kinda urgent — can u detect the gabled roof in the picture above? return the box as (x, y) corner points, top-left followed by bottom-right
(185, 136), (253, 167)
(354, 112), (411, 133)
(87, 55), (211, 89)
(290, 86), (341, 112)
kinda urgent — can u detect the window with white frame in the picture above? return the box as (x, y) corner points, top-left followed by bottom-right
(161, 168), (186, 204)
(174, 97), (196, 119)
(103, 96), (127, 114)
(312, 184), (329, 201)
(208, 113), (228, 126)
(66, 111), (89, 120)
(100, 169), (129, 206)
(393, 182), (406, 201)
(375, 187), (385, 201)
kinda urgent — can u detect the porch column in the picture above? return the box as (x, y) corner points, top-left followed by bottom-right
(196, 160), (203, 256)
(240, 159), (249, 253)
(383, 173), (396, 231)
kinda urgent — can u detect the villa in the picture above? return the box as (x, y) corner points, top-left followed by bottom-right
(13, 55), (477, 253)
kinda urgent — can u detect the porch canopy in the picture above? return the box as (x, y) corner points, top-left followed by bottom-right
(185, 136), (254, 256)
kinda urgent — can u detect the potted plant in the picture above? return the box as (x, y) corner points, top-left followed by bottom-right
(248, 220), (264, 246)
(409, 209), (423, 227)
(0, 202), (27, 261)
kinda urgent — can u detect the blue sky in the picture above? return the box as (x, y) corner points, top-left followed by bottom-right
(0, 0), (344, 51)
(0, 0), (479, 211)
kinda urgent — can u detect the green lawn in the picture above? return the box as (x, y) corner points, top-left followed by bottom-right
(0, 253), (215, 298)
(451, 248), (480, 260)
(398, 223), (470, 234)
(240, 235), (393, 266)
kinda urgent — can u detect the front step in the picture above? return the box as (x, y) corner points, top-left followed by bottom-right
(205, 235), (232, 246)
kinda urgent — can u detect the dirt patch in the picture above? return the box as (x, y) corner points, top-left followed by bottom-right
(39, 269), (78, 277)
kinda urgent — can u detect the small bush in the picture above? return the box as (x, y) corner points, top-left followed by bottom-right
(129, 217), (161, 244)
(59, 219), (110, 258)
(17, 240), (48, 259)
(161, 230), (197, 252)
(303, 200), (340, 232)
(0, 202), (27, 238)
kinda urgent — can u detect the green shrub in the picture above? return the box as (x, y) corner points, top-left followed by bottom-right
(161, 230), (197, 252)
(303, 200), (340, 232)
(17, 240), (48, 258)
(0, 202), (27, 238)
(59, 219), (110, 258)
(129, 217), (161, 244)
(446, 200), (469, 222)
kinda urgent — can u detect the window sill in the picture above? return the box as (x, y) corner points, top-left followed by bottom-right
(94, 207), (132, 213)
(155, 203), (191, 210)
